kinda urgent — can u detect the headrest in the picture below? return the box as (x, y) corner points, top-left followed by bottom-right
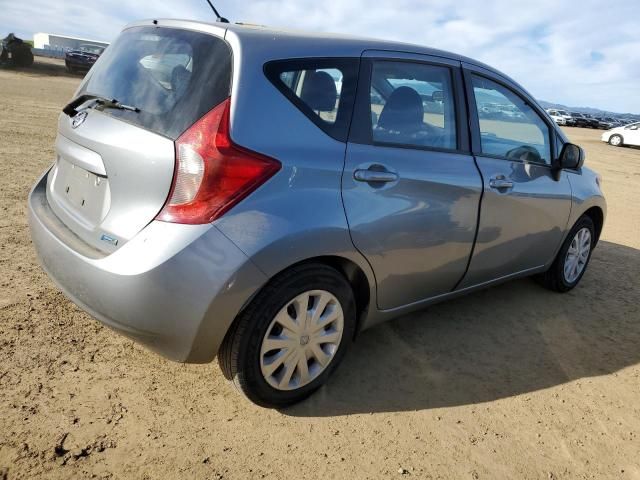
(377, 86), (424, 132)
(300, 70), (338, 112)
(171, 65), (191, 99)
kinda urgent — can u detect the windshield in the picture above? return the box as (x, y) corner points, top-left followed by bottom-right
(80, 44), (105, 54)
(79, 26), (232, 139)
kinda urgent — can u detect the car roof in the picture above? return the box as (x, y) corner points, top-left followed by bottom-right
(125, 18), (520, 86)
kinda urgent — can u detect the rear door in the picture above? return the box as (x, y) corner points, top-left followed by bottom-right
(46, 26), (232, 253)
(343, 52), (482, 310)
(458, 63), (572, 288)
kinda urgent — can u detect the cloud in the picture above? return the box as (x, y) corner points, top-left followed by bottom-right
(1, 0), (638, 112)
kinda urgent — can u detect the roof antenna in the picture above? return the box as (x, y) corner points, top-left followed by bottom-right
(204, 0), (229, 23)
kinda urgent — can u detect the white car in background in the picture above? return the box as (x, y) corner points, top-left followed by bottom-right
(601, 122), (640, 147)
(547, 111), (566, 125)
(546, 109), (574, 126)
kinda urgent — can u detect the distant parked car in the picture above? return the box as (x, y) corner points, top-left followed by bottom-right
(602, 121), (640, 147)
(596, 117), (622, 130)
(65, 44), (105, 73)
(583, 114), (600, 129)
(546, 109), (566, 125)
(547, 110), (567, 125)
(546, 109), (574, 126)
(571, 112), (598, 129)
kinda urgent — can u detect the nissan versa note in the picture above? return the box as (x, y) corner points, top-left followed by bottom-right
(28, 19), (606, 408)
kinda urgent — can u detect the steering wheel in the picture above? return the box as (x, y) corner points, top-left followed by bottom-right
(505, 145), (542, 163)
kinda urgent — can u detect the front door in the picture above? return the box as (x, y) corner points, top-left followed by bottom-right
(342, 54), (482, 310)
(458, 67), (572, 288)
(623, 124), (640, 146)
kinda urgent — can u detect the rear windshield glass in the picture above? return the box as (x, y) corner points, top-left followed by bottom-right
(79, 26), (232, 139)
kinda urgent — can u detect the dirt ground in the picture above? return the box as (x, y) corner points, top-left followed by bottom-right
(1, 58), (639, 480)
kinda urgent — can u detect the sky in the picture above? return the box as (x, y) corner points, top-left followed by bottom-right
(1, 0), (639, 113)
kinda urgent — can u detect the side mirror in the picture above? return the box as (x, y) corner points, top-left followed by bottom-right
(629, 125), (639, 130)
(553, 143), (584, 179)
(560, 143), (584, 169)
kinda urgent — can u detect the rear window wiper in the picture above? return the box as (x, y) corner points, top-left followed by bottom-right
(63, 94), (140, 117)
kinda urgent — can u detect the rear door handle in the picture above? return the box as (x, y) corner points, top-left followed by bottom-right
(489, 176), (514, 190)
(354, 169), (398, 183)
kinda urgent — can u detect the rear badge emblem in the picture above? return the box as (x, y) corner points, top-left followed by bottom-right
(71, 111), (88, 129)
(100, 234), (118, 246)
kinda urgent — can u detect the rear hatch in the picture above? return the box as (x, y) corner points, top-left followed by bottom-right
(47, 25), (232, 253)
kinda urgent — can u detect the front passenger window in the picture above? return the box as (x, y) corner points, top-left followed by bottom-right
(472, 75), (551, 164)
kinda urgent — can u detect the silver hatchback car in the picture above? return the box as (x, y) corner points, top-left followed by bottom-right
(29, 19), (606, 407)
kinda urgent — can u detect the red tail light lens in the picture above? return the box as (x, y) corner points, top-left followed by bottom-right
(156, 98), (281, 224)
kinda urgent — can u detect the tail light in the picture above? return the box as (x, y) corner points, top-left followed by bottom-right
(156, 98), (281, 224)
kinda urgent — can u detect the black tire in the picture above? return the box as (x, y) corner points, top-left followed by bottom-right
(536, 215), (595, 292)
(609, 134), (624, 147)
(218, 263), (356, 408)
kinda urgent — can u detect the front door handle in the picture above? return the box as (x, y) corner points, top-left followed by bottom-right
(489, 176), (514, 190)
(354, 169), (398, 183)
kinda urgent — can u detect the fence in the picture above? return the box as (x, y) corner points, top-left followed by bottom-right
(32, 47), (67, 59)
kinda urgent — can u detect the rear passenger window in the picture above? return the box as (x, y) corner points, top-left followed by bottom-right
(265, 59), (359, 142)
(369, 61), (457, 150)
(471, 75), (552, 164)
(279, 68), (342, 123)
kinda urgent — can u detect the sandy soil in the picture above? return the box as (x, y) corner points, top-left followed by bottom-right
(1, 59), (639, 480)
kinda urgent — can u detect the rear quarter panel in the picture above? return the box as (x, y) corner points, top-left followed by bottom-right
(214, 31), (376, 299)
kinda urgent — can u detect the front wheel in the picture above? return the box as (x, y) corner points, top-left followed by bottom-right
(218, 264), (356, 408)
(609, 134), (623, 147)
(536, 215), (595, 292)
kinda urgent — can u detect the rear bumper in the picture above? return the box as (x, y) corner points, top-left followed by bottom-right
(28, 171), (267, 363)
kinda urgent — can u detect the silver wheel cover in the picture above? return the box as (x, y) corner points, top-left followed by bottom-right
(564, 227), (591, 283)
(260, 290), (344, 391)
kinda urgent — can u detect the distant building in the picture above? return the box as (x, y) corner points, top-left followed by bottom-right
(33, 32), (109, 52)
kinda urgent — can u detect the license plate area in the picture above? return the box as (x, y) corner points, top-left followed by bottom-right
(51, 157), (111, 227)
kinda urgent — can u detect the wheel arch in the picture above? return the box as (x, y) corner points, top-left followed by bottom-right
(583, 206), (604, 244)
(237, 255), (373, 340)
(304, 255), (372, 335)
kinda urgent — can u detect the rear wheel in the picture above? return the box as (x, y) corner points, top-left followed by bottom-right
(536, 215), (595, 292)
(218, 264), (356, 408)
(609, 134), (623, 147)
